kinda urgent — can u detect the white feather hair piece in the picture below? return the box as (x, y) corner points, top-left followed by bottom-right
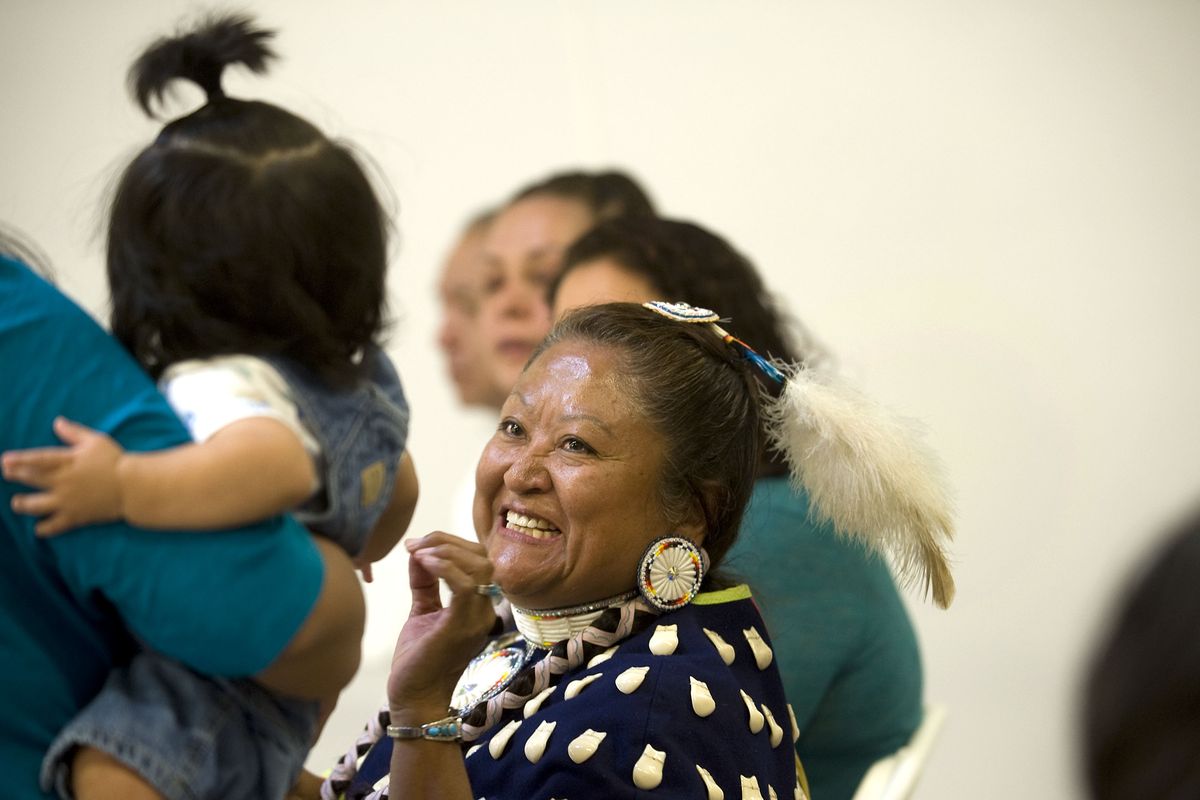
(761, 365), (956, 608)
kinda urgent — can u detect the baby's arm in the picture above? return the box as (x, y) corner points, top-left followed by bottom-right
(353, 450), (419, 581)
(3, 415), (315, 535)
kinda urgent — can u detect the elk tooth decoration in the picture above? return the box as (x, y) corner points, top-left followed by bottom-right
(739, 774), (765, 800)
(649, 623), (679, 655)
(523, 720), (556, 764)
(564, 672), (603, 700)
(740, 690), (765, 733)
(763, 704), (784, 748)
(587, 645), (618, 668)
(567, 728), (607, 764)
(690, 676), (716, 717)
(632, 744), (667, 790)
(743, 627), (773, 670)
(523, 686), (555, 718)
(703, 628), (736, 665)
(769, 787), (779, 800)
(795, 781), (809, 800)
(787, 704), (801, 743)
(488, 719), (522, 759)
(697, 764), (725, 800)
(616, 665), (650, 694)
(465, 744), (482, 758)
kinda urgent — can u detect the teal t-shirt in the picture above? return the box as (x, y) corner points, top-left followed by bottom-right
(724, 476), (923, 800)
(0, 256), (325, 798)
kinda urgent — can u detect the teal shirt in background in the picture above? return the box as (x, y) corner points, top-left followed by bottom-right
(724, 476), (923, 800)
(0, 256), (325, 798)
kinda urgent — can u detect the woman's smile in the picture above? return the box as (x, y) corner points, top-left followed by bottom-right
(501, 509), (561, 540)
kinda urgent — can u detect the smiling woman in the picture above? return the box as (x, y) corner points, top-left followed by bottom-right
(302, 301), (954, 800)
(475, 340), (699, 611)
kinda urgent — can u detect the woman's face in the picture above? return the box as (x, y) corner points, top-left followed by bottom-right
(473, 340), (701, 609)
(477, 195), (596, 396)
(552, 257), (662, 320)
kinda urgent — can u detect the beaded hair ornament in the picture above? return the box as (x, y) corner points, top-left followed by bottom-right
(644, 300), (956, 608)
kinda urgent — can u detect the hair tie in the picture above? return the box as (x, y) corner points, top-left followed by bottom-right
(642, 300), (784, 384)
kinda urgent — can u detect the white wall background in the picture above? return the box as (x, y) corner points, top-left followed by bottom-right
(4, 2), (1199, 797)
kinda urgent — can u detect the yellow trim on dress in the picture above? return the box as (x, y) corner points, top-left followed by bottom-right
(692, 583), (752, 605)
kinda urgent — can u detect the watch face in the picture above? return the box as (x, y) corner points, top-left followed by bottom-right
(450, 631), (529, 715)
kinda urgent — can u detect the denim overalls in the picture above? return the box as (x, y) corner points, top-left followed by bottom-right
(269, 345), (410, 556)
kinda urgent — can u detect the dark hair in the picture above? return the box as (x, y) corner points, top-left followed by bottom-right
(107, 13), (389, 385)
(553, 215), (825, 477)
(536, 303), (761, 577)
(511, 169), (656, 223)
(1082, 505), (1200, 798)
(0, 224), (54, 280)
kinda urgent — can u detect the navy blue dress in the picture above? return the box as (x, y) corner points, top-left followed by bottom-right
(345, 585), (807, 800)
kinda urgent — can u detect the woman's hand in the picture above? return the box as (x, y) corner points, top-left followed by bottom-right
(386, 532), (500, 721)
(284, 769), (324, 800)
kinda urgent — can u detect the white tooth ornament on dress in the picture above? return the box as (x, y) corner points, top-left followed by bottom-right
(762, 704), (783, 748)
(690, 676), (716, 717)
(616, 665), (649, 694)
(703, 628), (736, 665)
(739, 774), (765, 800)
(587, 645), (618, 668)
(523, 720), (556, 763)
(487, 719), (522, 759)
(638, 536), (707, 611)
(465, 744), (482, 758)
(769, 786), (779, 800)
(741, 690), (765, 733)
(787, 704), (800, 742)
(743, 627), (773, 670)
(649, 624), (679, 655)
(567, 728), (607, 764)
(564, 672), (602, 700)
(632, 744), (667, 790)
(696, 764), (725, 800)
(523, 686), (555, 718)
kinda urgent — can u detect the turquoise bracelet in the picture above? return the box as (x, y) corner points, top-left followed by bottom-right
(386, 715), (462, 742)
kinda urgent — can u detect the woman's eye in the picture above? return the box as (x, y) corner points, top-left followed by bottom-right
(499, 419), (523, 437)
(561, 437), (594, 454)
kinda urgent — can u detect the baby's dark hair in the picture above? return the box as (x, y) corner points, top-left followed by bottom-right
(536, 302), (761, 578)
(108, 13), (389, 385)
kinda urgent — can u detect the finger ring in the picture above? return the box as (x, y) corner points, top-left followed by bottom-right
(474, 583), (503, 600)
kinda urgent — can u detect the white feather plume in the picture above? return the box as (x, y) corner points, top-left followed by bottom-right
(762, 366), (956, 608)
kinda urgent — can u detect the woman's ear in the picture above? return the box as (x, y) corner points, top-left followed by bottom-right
(675, 486), (714, 548)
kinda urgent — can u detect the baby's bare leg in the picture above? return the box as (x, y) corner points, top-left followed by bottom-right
(71, 746), (163, 800)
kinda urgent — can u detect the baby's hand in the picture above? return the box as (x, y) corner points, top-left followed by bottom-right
(354, 556), (375, 583)
(1, 417), (126, 536)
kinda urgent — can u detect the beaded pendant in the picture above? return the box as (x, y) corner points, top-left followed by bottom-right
(638, 536), (706, 611)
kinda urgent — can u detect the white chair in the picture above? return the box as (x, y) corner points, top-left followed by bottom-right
(850, 704), (947, 800)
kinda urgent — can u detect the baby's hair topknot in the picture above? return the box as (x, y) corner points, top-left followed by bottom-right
(130, 12), (276, 117)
